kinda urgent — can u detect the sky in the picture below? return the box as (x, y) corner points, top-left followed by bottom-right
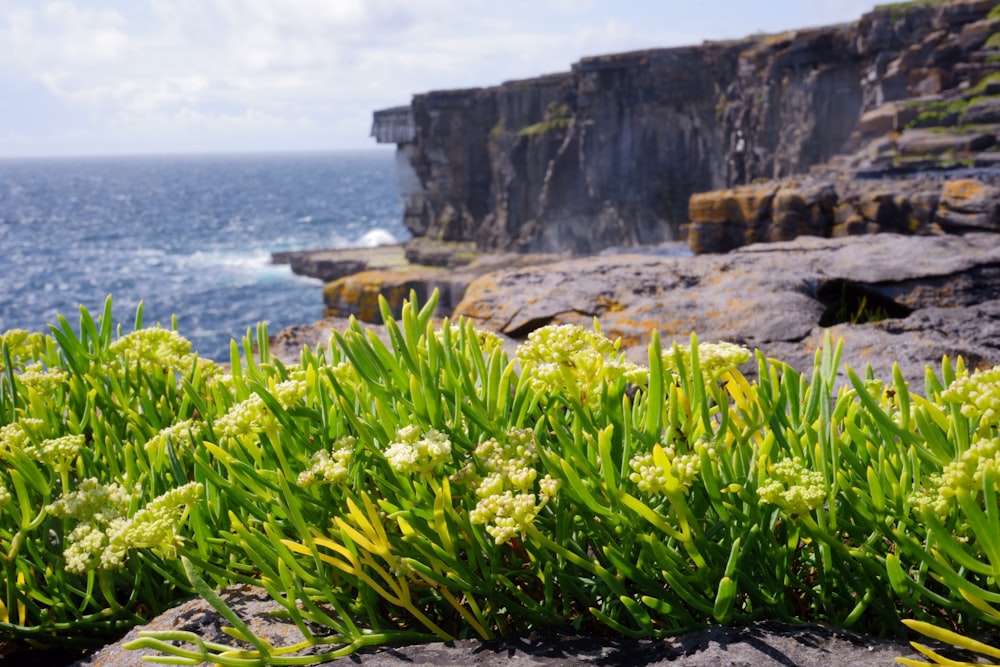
(0, 0), (885, 159)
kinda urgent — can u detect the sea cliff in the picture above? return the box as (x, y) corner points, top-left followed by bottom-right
(372, 0), (999, 254)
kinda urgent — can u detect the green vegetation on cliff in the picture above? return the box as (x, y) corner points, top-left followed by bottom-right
(1, 294), (1000, 664)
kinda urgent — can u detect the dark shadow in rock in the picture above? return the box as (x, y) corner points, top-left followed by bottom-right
(817, 278), (913, 327)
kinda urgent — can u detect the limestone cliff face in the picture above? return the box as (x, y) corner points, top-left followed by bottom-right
(372, 0), (997, 254)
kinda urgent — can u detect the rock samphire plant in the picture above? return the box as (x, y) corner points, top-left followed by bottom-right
(1, 293), (999, 664)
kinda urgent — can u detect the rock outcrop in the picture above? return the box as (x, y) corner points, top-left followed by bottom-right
(372, 0), (1000, 255)
(687, 172), (1000, 253)
(450, 232), (1000, 384)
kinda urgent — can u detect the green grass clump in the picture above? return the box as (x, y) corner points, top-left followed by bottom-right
(2, 293), (1000, 664)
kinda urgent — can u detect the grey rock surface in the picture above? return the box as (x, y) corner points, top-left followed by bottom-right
(452, 232), (1000, 384)
(74, 585), (920, 667)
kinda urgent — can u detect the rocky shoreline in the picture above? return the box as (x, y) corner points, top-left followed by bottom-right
(271, 232), (1000, 387)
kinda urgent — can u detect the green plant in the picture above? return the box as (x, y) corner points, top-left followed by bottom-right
(518, 102), (573, 137)
(3, 292), (1000, 665)
(0, 299), (226, 647)
(876, 0), (947, 21)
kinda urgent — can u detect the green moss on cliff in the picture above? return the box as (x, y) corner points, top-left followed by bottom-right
(876, 0), (946, 20)
(518, 102), (573, 137)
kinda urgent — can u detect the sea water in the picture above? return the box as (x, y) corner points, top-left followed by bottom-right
(0, 150), (406, 361)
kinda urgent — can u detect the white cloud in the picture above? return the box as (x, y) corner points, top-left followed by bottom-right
(0, 0), (884, 156)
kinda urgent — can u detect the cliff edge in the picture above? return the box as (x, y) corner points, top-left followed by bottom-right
(372, 0), (999, 255)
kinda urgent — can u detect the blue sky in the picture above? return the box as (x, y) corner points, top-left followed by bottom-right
(0, 0), (883, 158)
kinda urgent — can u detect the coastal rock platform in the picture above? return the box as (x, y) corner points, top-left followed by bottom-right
(271, 232), (1000, 386)
(454, 232), (1000, 384)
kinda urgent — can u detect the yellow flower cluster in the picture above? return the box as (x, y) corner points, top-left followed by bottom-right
(628, 440), (714, 495)
(216, 394), (274, 438)
(0, 329), (49, 368)
(56, 481), (203, 575)
(109, 328), (219, 377)
(516, 324), (644, 401)
(384, 425), (452, 475)
(15, 363), (68, 394)
(912, 437), (1000, 518)
(0, 419), (44, 452)
(758, 456), (826, 515)
(941, 366), (1000, 426)
(662, 341), (751, 380)
(270, 378), (307, 408)
(298, 436), (356, 486)
(47, 477), (134, 521)
(145, 419), (196, 456)
(27, 434), (85, 471)
(468, 428), (560, 544)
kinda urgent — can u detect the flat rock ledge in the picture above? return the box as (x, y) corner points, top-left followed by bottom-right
(73, 585), (919, 667)
(453, 232), (1000, 384)
(271, 232), (1000, 385)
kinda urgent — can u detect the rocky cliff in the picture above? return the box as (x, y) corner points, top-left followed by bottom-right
(372, 0), (999, 255)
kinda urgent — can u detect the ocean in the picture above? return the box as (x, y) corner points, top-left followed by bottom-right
(0, 150), (406, 361)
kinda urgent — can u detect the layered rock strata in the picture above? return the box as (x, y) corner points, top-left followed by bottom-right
(372, 0), (1000, 255)
(687, 173), (1000, 253)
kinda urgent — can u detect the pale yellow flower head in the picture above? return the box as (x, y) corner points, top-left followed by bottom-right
(941, 366), (1000, 426)
(385, 426), (452, 475)
(758, 456), (826, 515)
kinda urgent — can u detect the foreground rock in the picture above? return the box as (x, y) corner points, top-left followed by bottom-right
(75, 585), (919, 667)
(453, 232), (1000, 383)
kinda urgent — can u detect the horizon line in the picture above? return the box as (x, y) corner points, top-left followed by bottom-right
(0, 145), (395, 162)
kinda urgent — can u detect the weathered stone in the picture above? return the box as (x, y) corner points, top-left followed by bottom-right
(961, 95), (1000, 124)
(895, 127), (996, 154)
(74, 587), (920, 667)
(857, 102), (916, 135)
(454, 233), (1000, 382)
(274, 244), (409, 283)
(936, 177), (1000, 229)
(768, 181), (837, 241)
(402, 237), (479, 267)
(687, 184), (777, 252)
(322, 253), (564, 323)
(73, 585), (328, 667)
(768, 298), (1000, 384)
(688, 173), (1000, 252)
(323, 266), (454, 323)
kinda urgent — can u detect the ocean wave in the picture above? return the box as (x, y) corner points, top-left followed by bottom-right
(356, 228), (398, 248)
(178, 249), (297, 282)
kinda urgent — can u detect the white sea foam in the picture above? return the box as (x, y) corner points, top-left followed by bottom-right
(356, 228), (398, 248)
(179, 249), (295, 282)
